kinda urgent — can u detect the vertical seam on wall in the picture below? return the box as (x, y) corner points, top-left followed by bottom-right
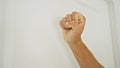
(0, 0), (4, 68)
(2, 0), (7, 67)
(106, 0), (120, 68)
(2, 0), (6, 67)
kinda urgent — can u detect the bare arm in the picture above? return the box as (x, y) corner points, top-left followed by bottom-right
(59, 11), (104, 68)
(68, 39), (104, 68)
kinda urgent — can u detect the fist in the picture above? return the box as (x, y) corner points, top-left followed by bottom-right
(61, 11), (85, 29)
(59, 11), (86, 44)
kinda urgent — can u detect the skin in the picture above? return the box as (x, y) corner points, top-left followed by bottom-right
(59, 11), (104, 68)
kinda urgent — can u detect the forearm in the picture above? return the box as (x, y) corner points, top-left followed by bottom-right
(67, 39), (104, 68)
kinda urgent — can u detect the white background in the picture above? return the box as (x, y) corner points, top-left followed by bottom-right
(0, 0), (116, 68)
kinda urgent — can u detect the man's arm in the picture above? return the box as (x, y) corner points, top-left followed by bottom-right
(59, 11), (104, 68)
(68, 39), (104, 68)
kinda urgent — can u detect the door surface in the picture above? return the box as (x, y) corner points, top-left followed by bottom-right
(1, 0), (115, 68)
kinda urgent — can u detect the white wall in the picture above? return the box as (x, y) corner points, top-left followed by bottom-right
(2, 0), (115, 68)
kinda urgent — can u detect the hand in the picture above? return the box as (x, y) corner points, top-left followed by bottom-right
(59, 11), (86, 44)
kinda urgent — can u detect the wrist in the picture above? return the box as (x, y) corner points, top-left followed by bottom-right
(67, 37), (83, 45)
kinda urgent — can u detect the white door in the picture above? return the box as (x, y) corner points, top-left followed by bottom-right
(1, 0), (115, 68)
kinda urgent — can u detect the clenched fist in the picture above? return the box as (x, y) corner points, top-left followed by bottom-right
(59, 11), (86, 44)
